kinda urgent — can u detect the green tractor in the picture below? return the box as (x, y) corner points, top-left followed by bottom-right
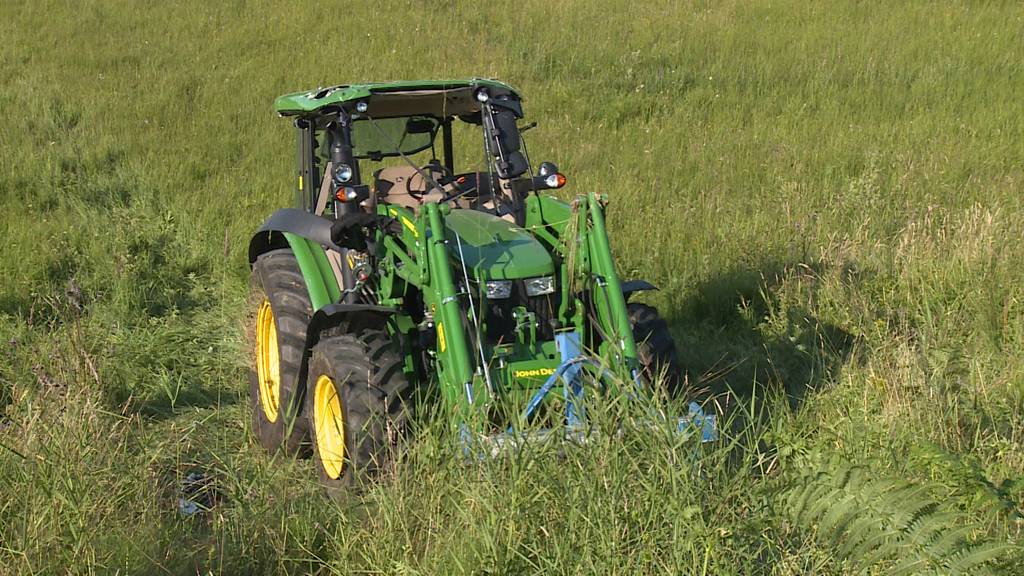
(247, 79), (712, 493)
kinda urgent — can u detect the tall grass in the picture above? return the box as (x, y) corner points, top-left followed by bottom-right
(1, 0), (1022, 573)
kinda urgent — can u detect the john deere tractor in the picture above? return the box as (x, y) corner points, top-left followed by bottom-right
(248, 79), (708, 493)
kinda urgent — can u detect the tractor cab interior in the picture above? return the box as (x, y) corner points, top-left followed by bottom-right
(349, 112), (510, 217)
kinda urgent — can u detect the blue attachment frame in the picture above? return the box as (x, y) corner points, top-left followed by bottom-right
(462, 330), (718, 457)
(679, 402), (718, 443)
(518, 331), (718, 443)
(521, 331), (616, 428)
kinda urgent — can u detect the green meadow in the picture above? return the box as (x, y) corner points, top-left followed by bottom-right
(1, 0), (1021, 573)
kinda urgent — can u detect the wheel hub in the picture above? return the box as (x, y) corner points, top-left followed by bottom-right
(314, 375), (346, 479)
(255, 300), (281, 422)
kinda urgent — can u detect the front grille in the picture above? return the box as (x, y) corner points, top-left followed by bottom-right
(484, 281), (559, 345)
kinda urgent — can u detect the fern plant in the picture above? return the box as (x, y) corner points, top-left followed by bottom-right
(781, 460), (1014, 575)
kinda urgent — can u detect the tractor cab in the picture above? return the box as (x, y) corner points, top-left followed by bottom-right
(274, 79), (565, 225)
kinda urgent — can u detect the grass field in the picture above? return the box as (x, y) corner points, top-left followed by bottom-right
(1, 0), (1022, 573)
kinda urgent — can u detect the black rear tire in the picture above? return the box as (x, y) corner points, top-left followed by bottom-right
(249, 249), (313, 456)
(306, 327), (410, 498)
(628, 302), (684, 396)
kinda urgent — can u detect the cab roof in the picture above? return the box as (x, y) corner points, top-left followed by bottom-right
(274, 78), (519, 119)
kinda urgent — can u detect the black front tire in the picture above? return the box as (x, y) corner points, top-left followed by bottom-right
(628, 302), (684, 396)
(306, 327), (410, 497)
(249, 249), (313, 456)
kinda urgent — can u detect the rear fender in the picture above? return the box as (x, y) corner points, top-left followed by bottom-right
(249, 208), (342, 310)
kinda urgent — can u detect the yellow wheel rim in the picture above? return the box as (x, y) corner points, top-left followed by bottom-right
(255, 300), (281, 423)
(314, 375), (346, 479)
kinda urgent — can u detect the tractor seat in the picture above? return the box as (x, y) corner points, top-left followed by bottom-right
(374, 165), (447, 211)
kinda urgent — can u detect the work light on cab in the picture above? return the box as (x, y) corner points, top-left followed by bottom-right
(536, 162), (566, 189)
(333, 164), (353, 183)
(545, 173), (566, 188)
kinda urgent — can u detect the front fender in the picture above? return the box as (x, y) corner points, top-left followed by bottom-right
(621, 279), (658, 302)
(297, 304), (401, 404)
(304, 304), (398, 349)
(249, 208), (342, 310)
(248, 208), (340, 264)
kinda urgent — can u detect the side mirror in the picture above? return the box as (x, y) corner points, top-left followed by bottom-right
(479, 97), (529, 179)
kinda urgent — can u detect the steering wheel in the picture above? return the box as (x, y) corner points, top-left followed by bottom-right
(437, 171), (512, 214)
(405, 163), (454, 201)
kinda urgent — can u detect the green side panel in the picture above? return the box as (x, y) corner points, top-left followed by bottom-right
(311, 245), (343, 303)
(275, 78), (518, 115)
(281, 232), (341, 311)
(524, 194), (572, 236)
(443, 209), (555, 280)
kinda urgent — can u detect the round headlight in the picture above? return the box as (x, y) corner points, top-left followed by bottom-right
(334, 164), (353, 183)
(475, 88), (490, 103)
(355, 101), (368, 113)
(538, 162), (558, 177)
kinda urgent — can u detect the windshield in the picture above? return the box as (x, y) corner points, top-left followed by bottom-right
(351, 116), (438, 160)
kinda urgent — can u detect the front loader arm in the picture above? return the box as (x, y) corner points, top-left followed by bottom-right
(375, 203), (478, 422)
(524, 193), (641, 370)
(422, 203), (479, 418)
(583, 193), (640, 368)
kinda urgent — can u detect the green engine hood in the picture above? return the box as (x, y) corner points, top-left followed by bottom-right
(444, 210), (554, 280)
